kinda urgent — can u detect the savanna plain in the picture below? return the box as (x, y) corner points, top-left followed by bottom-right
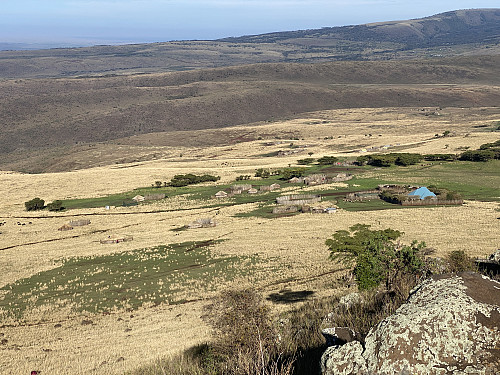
(1, 105), (499, 374)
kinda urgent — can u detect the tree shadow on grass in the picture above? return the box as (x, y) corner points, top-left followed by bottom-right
(267, 289), (315, 304)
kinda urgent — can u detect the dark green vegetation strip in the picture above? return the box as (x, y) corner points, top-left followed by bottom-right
(0, 240), (275, 321)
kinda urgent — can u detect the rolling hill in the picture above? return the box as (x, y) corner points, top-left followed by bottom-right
(0, 9), (498, 79)
(0, 56), (499, 172)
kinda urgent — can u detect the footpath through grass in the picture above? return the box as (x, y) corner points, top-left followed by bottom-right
(0, 240), (276, 322)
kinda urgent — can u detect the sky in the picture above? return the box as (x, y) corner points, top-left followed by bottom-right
(1, 0), (499, 48)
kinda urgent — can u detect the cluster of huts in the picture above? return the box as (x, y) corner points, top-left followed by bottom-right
(273, 194), (337, 214)
(288, 173), (352, 186)
(346, 185), (463, 206)
(215, 183), (281, 199)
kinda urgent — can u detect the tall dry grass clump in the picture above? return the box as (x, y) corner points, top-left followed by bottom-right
(202, 289), (293, 375)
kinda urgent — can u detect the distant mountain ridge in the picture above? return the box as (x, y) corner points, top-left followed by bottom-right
(220, 8), (500, 48)
(0, 9), (498, 79)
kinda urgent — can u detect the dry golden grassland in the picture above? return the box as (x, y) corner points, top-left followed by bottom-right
(0, 107), (499, 374)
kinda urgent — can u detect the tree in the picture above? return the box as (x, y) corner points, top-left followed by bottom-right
(395, 153), (422, 166)
(326, 224), (428, 292)
(317, 156), (338, 165)
(255, 168), (270, 178)
(280, 167), (306, 180)
(297, 158), (315, 165)
(25, 198), (45, 211)
(168, 173), (220, 187)
(459, 150), (495, 162)
(47, 200), (64, 211)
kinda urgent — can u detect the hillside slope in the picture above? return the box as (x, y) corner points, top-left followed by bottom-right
(0, 9), (498, 79)
(0, 56), (499, 172)
(222, 8), (500, 47)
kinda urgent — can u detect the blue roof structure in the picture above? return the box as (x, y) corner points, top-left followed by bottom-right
(408, 187), (436, 200)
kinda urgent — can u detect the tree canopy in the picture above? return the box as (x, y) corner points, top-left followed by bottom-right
(326, 224), (427, 291)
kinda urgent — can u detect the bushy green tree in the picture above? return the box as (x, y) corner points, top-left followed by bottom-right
(316, 156), (338, 165)
(24, 197), (45, 211)
(326, 224), (428, 291)
(459, 150), (495, 162)
(168, 174), (220, 187)
(395, 153), (423, 166)
(47, 200), (64, 211)
(297, 158), (315, 165)
(280, 167), (306, 180)
(255, 168), (271, 178)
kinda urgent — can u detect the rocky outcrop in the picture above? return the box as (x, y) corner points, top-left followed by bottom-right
(321, 273), (500, 375)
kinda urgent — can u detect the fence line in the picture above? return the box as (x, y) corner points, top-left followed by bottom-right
(401, 199), (463, 206)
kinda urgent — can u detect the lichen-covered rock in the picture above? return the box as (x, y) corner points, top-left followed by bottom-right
(338, 292), (363, 309)
(321, 327), (358, 346)
(489, 249), (500, 263)
(321, 273), (500, 375)
(321, 341), (367, 375)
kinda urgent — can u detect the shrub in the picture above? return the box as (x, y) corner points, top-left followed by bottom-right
(368, 155), (397, 167)
(423, 154), (456, 161)
(203, 289), (292, 375)
(316, 156), (338, 165)
(326, 224), (430, 293)
(47, 200), (64, 211)
(24, 197), (45, 211)
(459, 150), (495, 162)
(280, 168), (306, 180)
(446, 250), (476, 273)
(395, 153), (423, 166)
(255, 168), (271, 178)
(297, 158), (315, 165)
(168, 174), (220, 187)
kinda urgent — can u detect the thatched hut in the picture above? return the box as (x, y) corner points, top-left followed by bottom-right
(69, 219), (91, 227)
(231, 184), (252, 192)
(304, 174), (327, 186)
(215, 191), (228, 199)
(100, 236), (133, 244)
(188, 218), (217, 229)
(58, 224), (73, 231)
(144, 193), (166, 201)
(276, 194), (321, 206)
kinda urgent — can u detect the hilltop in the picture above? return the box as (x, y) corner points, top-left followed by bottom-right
(0, 9), (499, 79)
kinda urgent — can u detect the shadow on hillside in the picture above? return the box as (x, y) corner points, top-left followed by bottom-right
(267, 289), (315, 304)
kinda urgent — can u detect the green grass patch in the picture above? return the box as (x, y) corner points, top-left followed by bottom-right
(336, 199), (407, 211)
(381, 160), (500, 201)
(0, 240), (276, 321)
